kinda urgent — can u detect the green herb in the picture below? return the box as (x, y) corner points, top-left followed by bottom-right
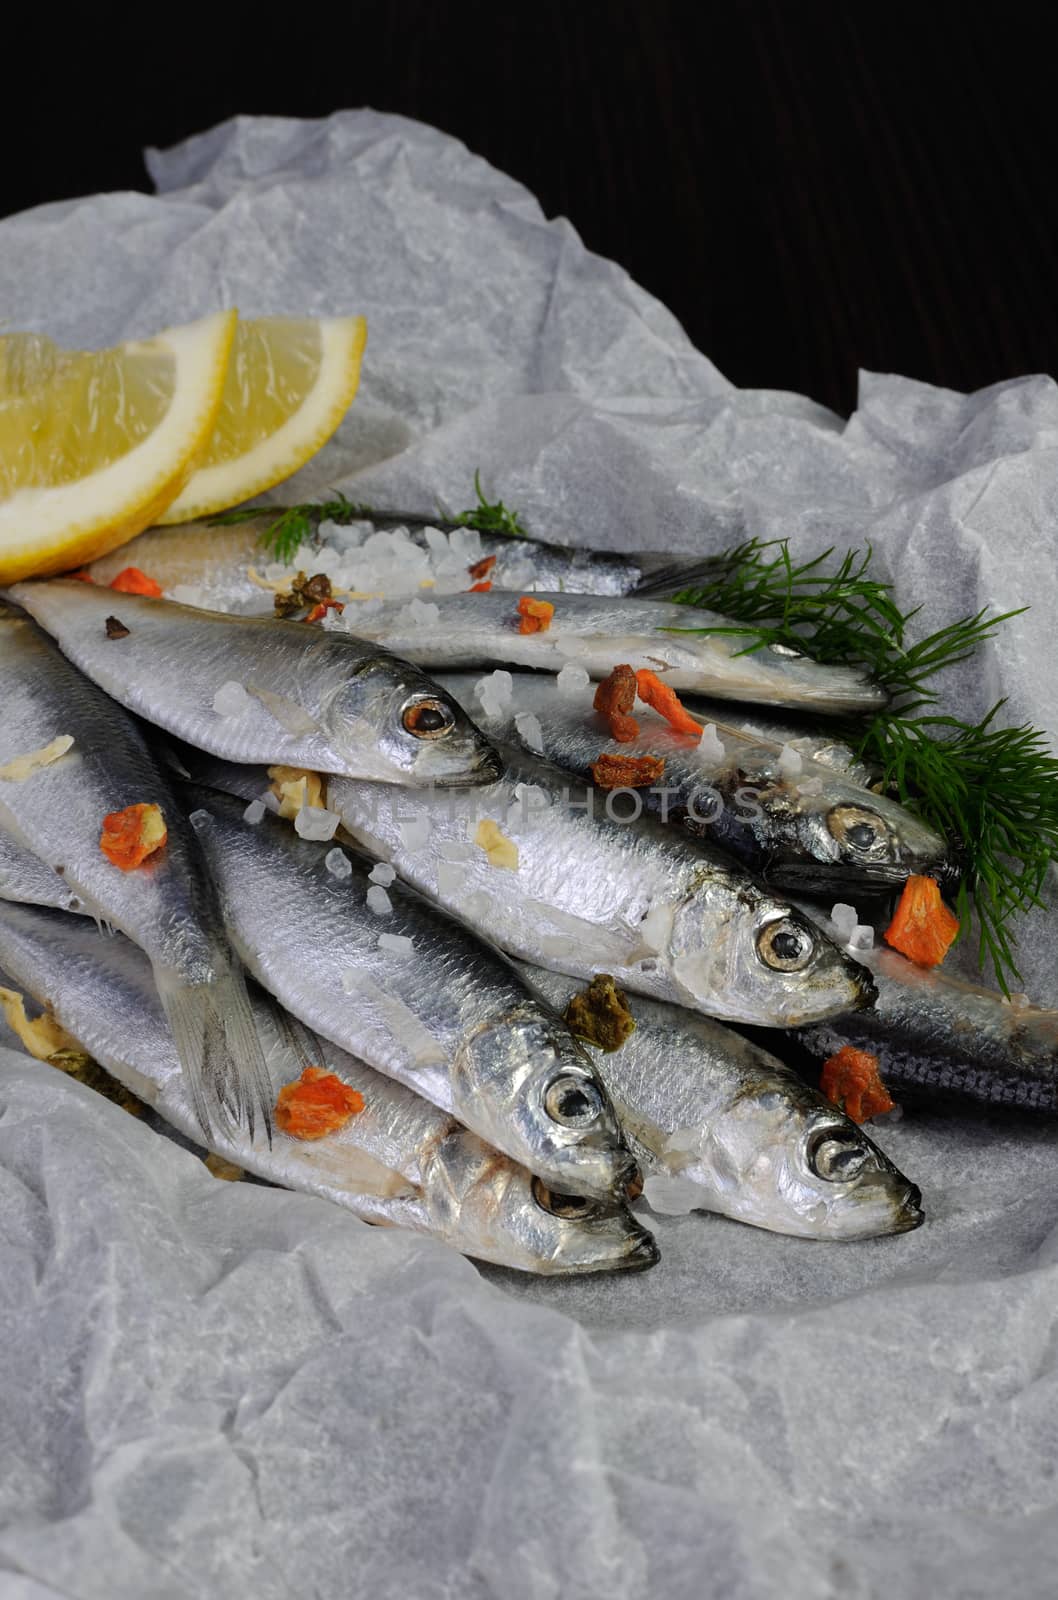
(210, 493), (374, 566)
(449, 470), (529, 539)
(209, 472), (529, 564)
(666, 536), (1048, 991)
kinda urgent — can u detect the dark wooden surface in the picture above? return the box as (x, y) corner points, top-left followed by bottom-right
(5, 1), (1056, 415)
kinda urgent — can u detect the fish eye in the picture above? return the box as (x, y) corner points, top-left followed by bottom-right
(531, 1176), (598, 1218)
(806, 1128), (870, 1182)
(543, 1073), (603, 1127)
(827, 804), (889, 859)
(756, 917), (814, 972)
(401, 695), (455, 740)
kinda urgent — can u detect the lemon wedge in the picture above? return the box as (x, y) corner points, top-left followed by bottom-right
(158, 315), (367, 524)
(0, 311), (236, 584)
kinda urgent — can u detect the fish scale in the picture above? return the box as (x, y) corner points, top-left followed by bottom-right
(184, 785), (636, 1203)
(0, 899), (656, 1274)
(6, 578), (502, 788)
(0, 611), (272, 1143)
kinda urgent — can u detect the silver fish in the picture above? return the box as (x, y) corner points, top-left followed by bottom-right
(0, 612), (272, 1143)
(439, 671), (953, 893)
(87, 514), (645, 599)
(517, 963), (923, 1239)
(0, 900), (657, 1274)
(184, 787), (636, 1203)
(798, 926), (1058, 1112)
(181, 746), (876, 1028)
(6, 580), (502, 788)
(330, 590), (888, 712)
(0, 822), (82, 913)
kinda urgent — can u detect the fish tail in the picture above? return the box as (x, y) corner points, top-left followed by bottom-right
(154, 959), (274, 1147)
(632, 558), (726, 599)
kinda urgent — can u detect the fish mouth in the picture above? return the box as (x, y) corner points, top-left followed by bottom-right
(891, 1180), (925, 1233)
(428, 743), (505, 788)
(848, 963), (879, 1012)
(618, 1226), (662, 1273)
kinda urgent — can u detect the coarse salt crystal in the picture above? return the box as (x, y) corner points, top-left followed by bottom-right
(406, 597), (441, 626)
(366, 885), (392, 916)
(698, 722), (724, 764)
(778, 743), (803, 777)
(325, 847), (352, 879)
(369, 862), (396, 886)
(399, 816), (431, 852)
(242, 799), (266, 824)
(830, 903), (859, 942)
(642, 1173), (708, 1216)
(555, 662), (591, 698)
(378, 933), (415, 958)
(514, 711), (545, 755)
(212, 680), (251, 718)
(294, 805), (341, 841)
(474, 669), (514, 721)
(259, 789), (280, 814)
(439, 839), (475, 861)
(848, 924), (875, 952)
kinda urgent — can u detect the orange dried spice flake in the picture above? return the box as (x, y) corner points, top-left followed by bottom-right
(109, 567), (163, 598)
(590, 753), (666, 789)
(69, 569), (95, 583)
(516, 595), (554, 634)
(468, 580), (493, 593)
(275, 1065), (365, 1140)
(820, 1045), (896, 1125)
(467, 554), (497, 581)
(593, 664), (640, 742)
(305, 597), (345, 624)
(99, 803), (167, 870)
(884, 874), (960, 968)
(635, 669), (703, 739)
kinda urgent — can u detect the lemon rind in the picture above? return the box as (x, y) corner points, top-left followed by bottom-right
(0, 310), (237, 583)
(158, 315), (367, 525)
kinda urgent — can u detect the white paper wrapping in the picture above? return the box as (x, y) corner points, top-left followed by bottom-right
(1, 111), (1057, 1598)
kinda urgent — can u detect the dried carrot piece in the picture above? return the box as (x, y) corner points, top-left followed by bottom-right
(99, 803), (167, 870)
(305, 597), (345, 624)
(590, 753), (666, 789)
(468, 554), (497, 580)
(635, 669), (703, 739)
(516, 596), (554, 634)
(68, 569), (95, 583)
(275, 1065), (365, 1140)
(467, 580), (493, 593)
(593, 664), (640, 742)
(109, 567), (163, 598)
(820, 1045), (896, 1124)
(884, 874), (960, 967)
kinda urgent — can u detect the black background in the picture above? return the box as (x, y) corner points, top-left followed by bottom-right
(5, 1), (1056, 415)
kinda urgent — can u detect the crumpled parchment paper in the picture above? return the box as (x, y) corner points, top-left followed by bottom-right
(1, 110), (1057, 1599)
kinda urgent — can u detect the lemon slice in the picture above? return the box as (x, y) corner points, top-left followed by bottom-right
(0, 311), (236, 584)
(158, 315), (367, 524)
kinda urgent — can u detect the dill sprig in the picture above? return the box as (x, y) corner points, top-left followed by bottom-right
(208, 472), (528, 564)
(667, 536), (1049, 991)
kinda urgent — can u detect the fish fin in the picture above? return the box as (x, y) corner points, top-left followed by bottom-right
(154, 960), (275, 1147)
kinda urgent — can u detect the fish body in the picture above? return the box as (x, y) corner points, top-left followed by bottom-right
(184, 787), (636, 1203)
(330, 590), (887, 712)
(440, 672), (952, 893)
(181, 745), (875, 1028)
(6, 580), (501, 788)
(0, 822), (82, 913)
(0, 613), (271, 1141)
(87, 514), (645, 599)
(518, 963), (922, 1239)
(799, 932), (1058, 1112)
(0, 900), (656, 1274)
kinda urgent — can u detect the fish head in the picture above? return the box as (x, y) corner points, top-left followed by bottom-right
(669, 880), (877, 1026)
(420, 1127), (659, 1273)
(323, 658), (503, 787)
(751, 771), (957, 893)
(451, 1008), (638, 1203)
(682, 1078), (923, 1239)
